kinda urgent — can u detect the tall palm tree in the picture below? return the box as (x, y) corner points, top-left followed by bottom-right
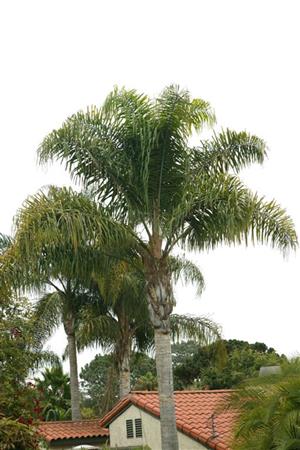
(229, 361), (300, 449)
(21, 86), (298, 449)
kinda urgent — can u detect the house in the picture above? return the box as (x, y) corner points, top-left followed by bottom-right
(99, 390), (236, 450)
(38, 418), (109, 449)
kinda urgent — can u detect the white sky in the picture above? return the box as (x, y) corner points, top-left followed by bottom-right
(1, 0), (299, 371)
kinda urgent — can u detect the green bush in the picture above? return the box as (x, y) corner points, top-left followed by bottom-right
(0, 418), (40, 450)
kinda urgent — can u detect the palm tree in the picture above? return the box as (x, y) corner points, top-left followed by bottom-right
(229, 361), (300, 449)
(35, 362), (71, 421)
(0, 187), (118, 420)
(75, 248), (220, 397)
(77, 258), (221, 399)
(77, 261), (153, 399)
(33, 283), (103, 420)
(24, 86), (297, 449)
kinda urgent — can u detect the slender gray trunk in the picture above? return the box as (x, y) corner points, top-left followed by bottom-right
(119, 344), (131, 398)
(67, 333), (81, 420)
(116, 308), (132, 399)
(154, 328), (179, 450)
(144, 248), (179, 450)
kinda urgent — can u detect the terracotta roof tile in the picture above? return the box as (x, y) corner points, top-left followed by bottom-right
(100, 390), (236, 450)
(38, 419), (109, 443)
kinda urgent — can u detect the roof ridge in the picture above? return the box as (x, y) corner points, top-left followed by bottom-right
(130, 389), (234, 394)
(39, 418), (102, 425)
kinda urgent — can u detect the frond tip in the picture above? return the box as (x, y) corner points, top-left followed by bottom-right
(170, 314), (221, 345)
(169, 255), (205, 295)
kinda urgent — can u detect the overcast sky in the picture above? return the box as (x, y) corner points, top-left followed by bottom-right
(1, 0), (299, 371)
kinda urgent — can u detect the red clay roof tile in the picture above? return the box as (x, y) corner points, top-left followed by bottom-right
(38, 419), (109, 442)
(99, 390), (235, 450)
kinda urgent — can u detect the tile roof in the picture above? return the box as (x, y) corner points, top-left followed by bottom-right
(99, 390), (236, 450)
(38, 419), (109, 443)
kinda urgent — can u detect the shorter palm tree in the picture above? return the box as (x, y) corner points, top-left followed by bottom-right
(36, 363), (71, 421)
(0, 187), (117, 421)
(229, 360), (300, 450)
(77, 259), (221, 401)
(33, 282), (107, 420)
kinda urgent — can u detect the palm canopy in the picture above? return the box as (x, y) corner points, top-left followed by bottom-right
(39, 85), (297, 253)
(1, 185), (132, 292)
(76, 258), (218, 354)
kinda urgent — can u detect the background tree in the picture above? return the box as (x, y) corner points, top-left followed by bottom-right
(32, 86), (297, 449)
(80, 353), (156, 416)
(0, 297), (57, 421)
(173, 339), (286, 390)
(0, 297), (56, 449)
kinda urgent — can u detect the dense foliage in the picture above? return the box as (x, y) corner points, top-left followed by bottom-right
(80, 352), (156, 416)
(0, 297), (56, 420)
(172, 339), (286, 390)
(35, 364), (71, 421)
(230, 361), (300, 449)
(0, 418), (40, 450)
(0, 297), (56, 448)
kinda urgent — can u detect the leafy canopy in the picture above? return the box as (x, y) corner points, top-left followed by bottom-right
(38, 85), (297, 255)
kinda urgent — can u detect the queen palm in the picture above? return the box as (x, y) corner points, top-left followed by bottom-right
(77, 258), (221, 399)
(31, 86), (296, 449)
(0, 187), (116, 420)
(33, 283), (104, 420)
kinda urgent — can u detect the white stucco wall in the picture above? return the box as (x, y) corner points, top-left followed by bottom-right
(109, 404), (206, 450)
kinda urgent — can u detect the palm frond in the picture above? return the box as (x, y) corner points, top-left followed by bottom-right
(194, 128), (267, 174)
(170, 314), (221, 345)
(32, 291), (63, 343)
(3, 186), (136, 292)
(76, 312), (119, 352)
(169, 255), (205, 295)
(0, 233), (12, 254)
(178, 173), (297, 253)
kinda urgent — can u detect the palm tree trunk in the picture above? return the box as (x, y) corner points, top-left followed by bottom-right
(154, 327), (178, 450)
(67, 333), (81, 420)
(116, 308), (132, 398)
(119, 344), (131, 398)
(144, 250), (179, 450)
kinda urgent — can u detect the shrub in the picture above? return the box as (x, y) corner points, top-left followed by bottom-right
(0, 418), (40, 450)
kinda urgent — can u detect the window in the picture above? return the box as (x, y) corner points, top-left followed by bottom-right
(135, 418), (143, 437)
(126, 419), (134, 438)
(126, 418), (143, 438)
